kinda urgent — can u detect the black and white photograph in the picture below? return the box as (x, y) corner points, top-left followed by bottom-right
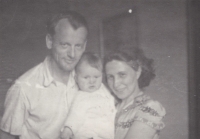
(0, 0), (199, 139)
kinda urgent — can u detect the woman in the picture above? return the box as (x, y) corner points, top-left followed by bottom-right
(104, 47), (166, 139)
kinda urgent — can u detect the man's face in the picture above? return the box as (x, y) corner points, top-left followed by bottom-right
(47, 19), (87, 73)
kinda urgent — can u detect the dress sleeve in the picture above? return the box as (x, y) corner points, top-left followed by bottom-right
(134, 100), (166, 131)
(0, 83), (28, 135)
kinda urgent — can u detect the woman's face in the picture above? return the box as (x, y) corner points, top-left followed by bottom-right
(105, 60), (141, 100)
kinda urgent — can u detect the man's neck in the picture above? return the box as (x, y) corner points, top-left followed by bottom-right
(48, 57), (71, 85)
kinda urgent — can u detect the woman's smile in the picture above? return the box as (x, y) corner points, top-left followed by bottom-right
(105, 60), (140, 100)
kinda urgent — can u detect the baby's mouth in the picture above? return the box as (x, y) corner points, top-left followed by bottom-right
(89, 86), (96, 89)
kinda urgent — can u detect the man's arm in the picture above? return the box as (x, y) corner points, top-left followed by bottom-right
(1, 83), (28, 138)
(0, 130), (19, 139)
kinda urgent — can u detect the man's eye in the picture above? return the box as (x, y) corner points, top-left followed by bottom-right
(60, 44), (68, 48)
(84, 76), (89, 79)
(107, 75), (113, 80)
(75, 45), (82, 49)
(119, 73), (126, 78)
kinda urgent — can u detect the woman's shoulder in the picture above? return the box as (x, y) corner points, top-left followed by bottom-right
(135, 94), (166, 117)
(134, 94), (166, 131)
(141, 99), (166, 117)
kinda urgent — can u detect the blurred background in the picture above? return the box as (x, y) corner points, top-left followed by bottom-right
(0, 0), (199, 139)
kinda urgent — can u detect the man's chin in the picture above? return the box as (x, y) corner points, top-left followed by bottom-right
(61, 66), (75, 73)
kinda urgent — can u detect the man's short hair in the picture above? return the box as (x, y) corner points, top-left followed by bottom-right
(46, 11), (88, 36)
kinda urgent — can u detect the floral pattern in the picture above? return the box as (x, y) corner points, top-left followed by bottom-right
(114, 94), (166, 139)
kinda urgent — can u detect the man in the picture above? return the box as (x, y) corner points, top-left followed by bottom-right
(0, 11), (88, 139)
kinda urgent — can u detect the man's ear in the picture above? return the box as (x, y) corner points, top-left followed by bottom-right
(46, 34), (53, 49)
(136, 66), (142, 79)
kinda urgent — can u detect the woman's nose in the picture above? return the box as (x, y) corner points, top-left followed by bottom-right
(113, 78), (120, 88)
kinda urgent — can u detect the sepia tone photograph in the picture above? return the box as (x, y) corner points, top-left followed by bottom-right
(0, 0), (199, 139)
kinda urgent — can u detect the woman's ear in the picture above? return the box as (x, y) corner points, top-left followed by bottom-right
(46, 34), (53, 49)
(136, 66), (142, 79)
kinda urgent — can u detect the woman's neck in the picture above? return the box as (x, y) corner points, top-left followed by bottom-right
(120, 86), (142, 109)
(48, 57), (70, 85)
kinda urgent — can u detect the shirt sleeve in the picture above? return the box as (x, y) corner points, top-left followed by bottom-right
(0, 82), (28, 135)
(134, 100), (166, 131)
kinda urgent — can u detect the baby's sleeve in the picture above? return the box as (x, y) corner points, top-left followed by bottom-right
(64, 93), (88, 134)
(134, 100), (166, 131)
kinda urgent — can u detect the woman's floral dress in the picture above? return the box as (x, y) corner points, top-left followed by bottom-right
(115, 93), (166, 139)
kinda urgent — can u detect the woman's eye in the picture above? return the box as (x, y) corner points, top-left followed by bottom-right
(84, 76), (89, 79)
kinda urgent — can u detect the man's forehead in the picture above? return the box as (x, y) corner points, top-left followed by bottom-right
(54, 18), (88, 38)
(55, 18), (71, 32)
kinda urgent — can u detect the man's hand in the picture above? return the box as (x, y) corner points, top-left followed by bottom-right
(60, 127), (73, 139)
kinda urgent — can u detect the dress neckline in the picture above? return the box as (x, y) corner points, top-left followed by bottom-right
(116, 92), (145, 118)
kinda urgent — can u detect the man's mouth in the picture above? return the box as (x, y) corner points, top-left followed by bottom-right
(64, 59), (74, 64)
(114, 87), (125, 93)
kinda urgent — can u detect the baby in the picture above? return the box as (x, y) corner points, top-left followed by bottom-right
(61, 52), (116, 139)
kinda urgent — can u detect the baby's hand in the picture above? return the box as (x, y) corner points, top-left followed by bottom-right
(60, 127), (73, 139)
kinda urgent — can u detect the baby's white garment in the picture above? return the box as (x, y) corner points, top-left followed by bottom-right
(65, 84), (116, 139)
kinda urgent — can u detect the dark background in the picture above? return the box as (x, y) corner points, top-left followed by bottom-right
(0, 0), (199, 138)
(188, 0), (200, 138)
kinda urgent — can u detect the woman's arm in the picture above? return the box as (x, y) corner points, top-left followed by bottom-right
(125, 100), (166, 139)
(124, 121), (156, 139)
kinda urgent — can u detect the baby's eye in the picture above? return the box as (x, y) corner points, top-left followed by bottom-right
(84, 76), (89, 79)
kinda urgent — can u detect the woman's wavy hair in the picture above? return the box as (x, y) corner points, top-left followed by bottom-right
(104, 47), (155, 89)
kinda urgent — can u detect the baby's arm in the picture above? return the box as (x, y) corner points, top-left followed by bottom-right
(63, 93), (89, 135)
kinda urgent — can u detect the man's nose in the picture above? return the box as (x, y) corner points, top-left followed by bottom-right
(68, 46), (75, 58)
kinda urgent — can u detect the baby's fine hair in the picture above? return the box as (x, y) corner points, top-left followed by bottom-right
(75, 52), (102, 73)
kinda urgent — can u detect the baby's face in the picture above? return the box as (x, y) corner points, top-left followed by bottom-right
(76, 61), (102, 92)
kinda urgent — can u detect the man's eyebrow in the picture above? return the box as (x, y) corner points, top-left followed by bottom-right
(60, 42), (71, 45)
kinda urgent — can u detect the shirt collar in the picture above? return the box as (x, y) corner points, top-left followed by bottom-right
(43, 56), (54, 87)
(43, 56), (76, 88)
(66, 70), (76, 89)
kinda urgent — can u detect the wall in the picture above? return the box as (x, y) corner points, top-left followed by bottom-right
(0, 1), (188, 139)
(136, 1), (188, 138)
